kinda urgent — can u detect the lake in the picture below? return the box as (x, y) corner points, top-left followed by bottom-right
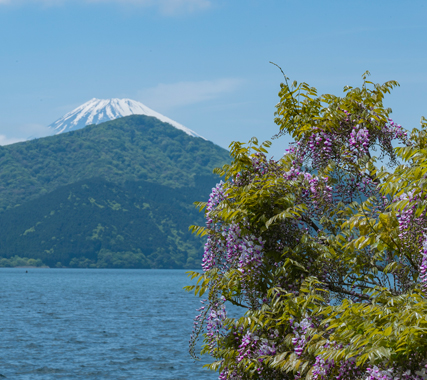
(0, 268), (219, 379)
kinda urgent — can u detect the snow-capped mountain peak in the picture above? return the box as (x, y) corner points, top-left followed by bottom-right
(48, 98), (204, 139)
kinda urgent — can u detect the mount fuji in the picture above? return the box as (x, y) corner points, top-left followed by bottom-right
(48, 98), (205, 139)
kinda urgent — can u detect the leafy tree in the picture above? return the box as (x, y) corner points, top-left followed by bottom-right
(186, 71), (427, 379)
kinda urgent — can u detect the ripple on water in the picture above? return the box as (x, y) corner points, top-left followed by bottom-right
(0, 268), (217, 380)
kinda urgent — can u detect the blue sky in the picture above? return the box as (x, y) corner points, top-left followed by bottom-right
(0, 0), (426, 158)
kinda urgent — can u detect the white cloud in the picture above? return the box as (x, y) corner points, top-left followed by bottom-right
(0, 135), (23, 146)
(0, 0), (211, 14)
(157, 0), (211, 15)
(0, 123), (51, 145)
(0, 0), (65, 5)
(138, 78), (244, 111)
(88, 0), (211, 14)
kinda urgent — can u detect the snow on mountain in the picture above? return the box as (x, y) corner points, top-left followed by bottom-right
(48, 98), (205, 139)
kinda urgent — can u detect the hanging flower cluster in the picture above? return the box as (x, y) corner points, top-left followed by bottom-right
(420, 238), (427, 296)
(283, 169), (333, 207)
(396, 191), (427, 250)
(205, 299), (228, 353)
(364, 365), (427, 380)
(218, 325), (282, 379)
(290, 318), (312, 357)
(312, 355), (335, 380)
(349, 124), (370, 157)
(202, 182), (265, 274)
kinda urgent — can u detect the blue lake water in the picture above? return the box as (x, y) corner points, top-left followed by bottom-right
(0, 268), (218, 379)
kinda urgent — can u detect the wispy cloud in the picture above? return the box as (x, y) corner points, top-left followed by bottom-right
(88, 0), (211, 14)
(0, 0), (212, 14)
(0, 123), (51, 146)
(138, 78), (244, 111)
(0, 0), (66, 5)
(0, 135), (23, 146)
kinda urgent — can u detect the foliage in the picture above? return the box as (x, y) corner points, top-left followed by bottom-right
(0, 255), (45, 268)
(0, 115), (229, 212)
(0, 176), (219, 268)
(0, 115), (229, 268)
(187, 72), (427, 379)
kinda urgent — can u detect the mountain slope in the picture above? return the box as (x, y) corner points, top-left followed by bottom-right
(0, 115), (228, 268)
(0, 115), (228, 212)
(0, 177), (213, 268)
(48, 98), (203, 138)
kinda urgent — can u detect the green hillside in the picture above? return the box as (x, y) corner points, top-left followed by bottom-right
(0, 116), (229, 268)
(0, 115), (228, 211)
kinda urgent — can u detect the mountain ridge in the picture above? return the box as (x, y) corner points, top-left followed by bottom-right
(0, 115), (227, 212)
(0, 115), (228, 268)
(48, 98), (204, 139)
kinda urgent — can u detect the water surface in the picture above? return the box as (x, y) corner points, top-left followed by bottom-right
(0, 268), (217, 379)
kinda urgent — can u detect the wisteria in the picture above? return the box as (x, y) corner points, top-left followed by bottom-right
(187, 75), (427, 380)
(364, 365), (427, 380)
(290, 318), (312, 357)
(420, 238), (427, 296)
(205, 299), (228, 353)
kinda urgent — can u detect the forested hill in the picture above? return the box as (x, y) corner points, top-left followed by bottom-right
(0, 115), (227, 211)
(0, 116), (229, 268)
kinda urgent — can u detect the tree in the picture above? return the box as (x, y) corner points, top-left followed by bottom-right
(186, 71), (427, 380)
